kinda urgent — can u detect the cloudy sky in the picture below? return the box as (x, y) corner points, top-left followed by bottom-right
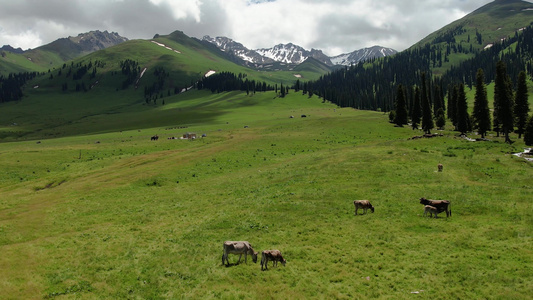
(0, 0), (518, 56)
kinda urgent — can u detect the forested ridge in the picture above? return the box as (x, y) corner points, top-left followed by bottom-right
(307, 24), (533, 112)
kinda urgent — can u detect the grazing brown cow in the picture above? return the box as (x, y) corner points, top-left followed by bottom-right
(419, 197), (451, 217)
(438, 163), (443, 172)
(222, 241), (258, 266)
(424, 205), (438, 218)
(354, 200), (375, 215)
(261, 250), (286, 271)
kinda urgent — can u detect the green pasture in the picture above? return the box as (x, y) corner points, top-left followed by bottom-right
(0, 90), (532, 299)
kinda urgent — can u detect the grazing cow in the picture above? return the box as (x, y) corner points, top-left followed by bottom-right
(353, 200), (375, 215)
(151, 135), (159, 141)
(261, 250), (286, 271)
(424, 205), (438, 218)
(419, 197), (451, 217)
(222, 241), (258, 266)
(438, 163), (443, 172)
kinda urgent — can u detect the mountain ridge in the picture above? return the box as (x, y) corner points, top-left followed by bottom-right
(202, 35), (397, 68)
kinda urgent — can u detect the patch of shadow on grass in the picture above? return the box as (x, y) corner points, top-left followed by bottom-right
(45, 280), (93, 298)
(33, 179), (67, 191)
(404, 223), (439, 234)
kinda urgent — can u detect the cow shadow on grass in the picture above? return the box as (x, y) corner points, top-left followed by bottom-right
(223, 263), (240, 268)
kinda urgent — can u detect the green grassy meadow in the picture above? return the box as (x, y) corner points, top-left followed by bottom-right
(1, 90), (532, 299)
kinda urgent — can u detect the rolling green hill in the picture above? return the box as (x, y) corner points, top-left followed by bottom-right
(0, 30), (128, 76)
(0, 31), (328, 141)
(413, 0), (533, 75)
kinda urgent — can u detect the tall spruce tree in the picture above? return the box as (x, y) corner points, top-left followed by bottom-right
(421, 72), (434, 134)
(514, 71), (529, 139)
(473, 69), (491, 138)
(494, 61), (514, 143)
(448, 86), (458, 126)
(394, 84), (408, 126)
(411, 86), (421, 130)
(433, 85), (443, 114)
(435, 108), (446, 130)
(524, 115), (533, 146)
(456, 84), (470, 135)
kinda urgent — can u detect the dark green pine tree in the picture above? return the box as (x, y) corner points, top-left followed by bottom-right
(411, 86), (421, 130)
(447, 85), (457, 126)
(435, 108), (446, 130)
(433, 85), (443, 114)
(524, 115), (533, 146)
(514, 71), (529, 139)
(420, 72), (434, 134)
(494, 61), (514, 143)
(456, 84), (470, 135)
(473, 69), (491, 138)
(394, 84), (408, 126)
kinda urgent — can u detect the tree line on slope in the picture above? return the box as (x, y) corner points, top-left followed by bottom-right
(390, 61), (532, 145)
(307, 25), (533, 113)
(196, 71), (292, 97)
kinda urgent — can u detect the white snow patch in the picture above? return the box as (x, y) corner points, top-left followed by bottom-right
(293, 74), (302, 78)
(484, 44), (494, 50)
(139, 68), (147, 79)
(205, 70), (216, 77)
(151, 40), (181, 54)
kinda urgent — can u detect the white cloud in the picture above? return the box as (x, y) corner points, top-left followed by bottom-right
(2, 0), (528, 54)
(0, 29), (42, 50)
(149, 0), (202, 22)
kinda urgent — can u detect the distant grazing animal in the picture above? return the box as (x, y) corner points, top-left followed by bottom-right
(222, 241), (258, 266)
(261, 250), (286, 271)
(301, 114), (307, 118)
(438, 163), (443, 172)
(419, 197), (451, 217)
(353, 200), (375, 215)
(151, 135), (159, 141)
(424, 205), (438, 218)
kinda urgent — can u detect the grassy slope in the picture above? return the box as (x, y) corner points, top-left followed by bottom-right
(0, 35), (326, 142)
(0, 51), (50, 75)
(0, 44), (82, 76)
(0, 90), (532, 299)
(413, 0), (533, 75)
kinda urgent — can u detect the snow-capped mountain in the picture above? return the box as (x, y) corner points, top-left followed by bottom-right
(330, 46), (397, 66)
(202, 35), (274, 64)
(255, 43), (332, 66)
(202, 35), (397, 68)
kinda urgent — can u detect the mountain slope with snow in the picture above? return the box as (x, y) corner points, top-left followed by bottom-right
(203, 36), (397, 68)
(330, 46), (397, 66)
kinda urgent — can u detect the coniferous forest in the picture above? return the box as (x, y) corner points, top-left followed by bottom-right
(307, 25), (533, 113)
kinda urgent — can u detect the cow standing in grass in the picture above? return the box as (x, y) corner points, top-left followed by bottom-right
(222, 241), (258, 266)
(438, 163), (443, 172)
(424, 205), (438, 218)
(419, 197), (451, 217)
(261, 250), (286, 271)
(354, 200), (375, 215)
